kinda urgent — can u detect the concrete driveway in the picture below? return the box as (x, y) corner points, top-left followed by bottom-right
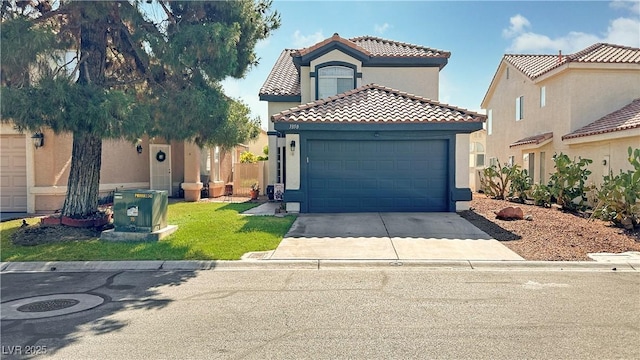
(270, 213), (524, 261)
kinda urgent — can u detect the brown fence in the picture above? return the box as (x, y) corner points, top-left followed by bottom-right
(233, 162), (265, 196)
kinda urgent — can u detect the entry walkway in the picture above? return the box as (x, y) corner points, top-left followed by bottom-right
(270, 213), (524, 261)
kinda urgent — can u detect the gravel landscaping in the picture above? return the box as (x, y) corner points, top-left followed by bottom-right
(459, 194), (640, 261)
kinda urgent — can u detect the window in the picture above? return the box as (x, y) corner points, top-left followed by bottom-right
(508, 156), (515, 166)
(213, 146), (221, 181)
(539, 152), (546, 184)
(487, 109), (493, 135)
(317, 66), (354, 99)
(516, 96), (524, 121)
(489, 157), (498, 167)
(469, 142), (485, 167)
(523, 153), (536, 183)
(540, 86), (546, 107)
(200, 147), (211, 175)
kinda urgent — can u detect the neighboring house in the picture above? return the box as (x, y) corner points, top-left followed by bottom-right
(0, 124), (264, 214)
(481, 43), (640, 187)
(259, 34), (484, 213)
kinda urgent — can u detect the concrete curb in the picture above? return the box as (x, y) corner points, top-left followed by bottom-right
(0, 260), (636, 273)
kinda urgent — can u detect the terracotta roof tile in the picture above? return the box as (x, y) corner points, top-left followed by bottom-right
(258, 49), (300, 98)
(293, 33), (371, 57)
(562, 98), (640, 140)
(349, 36), (450, 58)
(504, 43), (640, 80)
(509, 132), (553, 148)
(272, 84), (485, 123)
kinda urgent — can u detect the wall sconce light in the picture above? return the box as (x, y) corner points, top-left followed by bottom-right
(136, 144), (143, 154)
(31, 132), (44, 149)
(602, 159), (607, 166)
(289, 140), (296, 154)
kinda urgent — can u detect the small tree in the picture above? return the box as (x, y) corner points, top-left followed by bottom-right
(1, 1), (280, 218)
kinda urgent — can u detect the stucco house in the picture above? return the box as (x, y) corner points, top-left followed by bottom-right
(0, 124), (265, 214)
(259, 34), (485, 213)
(481, 43), (640, 188)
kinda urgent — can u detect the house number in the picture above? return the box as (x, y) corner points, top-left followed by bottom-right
(288, 124), (299, 130)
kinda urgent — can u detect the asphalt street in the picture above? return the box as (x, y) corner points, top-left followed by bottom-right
(1, 269), (638, 359)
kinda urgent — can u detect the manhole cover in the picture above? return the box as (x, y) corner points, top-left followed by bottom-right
(2, 294), (104, 320)
(17, 299), (80, 313)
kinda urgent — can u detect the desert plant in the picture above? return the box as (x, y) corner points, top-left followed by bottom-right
(479, 160), (527, 200)
(257, 145), (269, 161)
(509, 168), (532, 202)
(548, 153), (592, 211)
(592, 147), (640, 229)
(528, 183), (552, 207)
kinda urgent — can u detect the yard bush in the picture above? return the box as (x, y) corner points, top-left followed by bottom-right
(548, 153), (592, 211)
(592, 147), (640, 229)
(239, 151), (258, 163)
(528, 183), (552, 207)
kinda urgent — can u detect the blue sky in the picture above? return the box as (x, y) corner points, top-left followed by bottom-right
(221, 1), (640, 129)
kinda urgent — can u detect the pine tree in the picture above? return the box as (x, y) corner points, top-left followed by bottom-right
(1, 0), (280, 218)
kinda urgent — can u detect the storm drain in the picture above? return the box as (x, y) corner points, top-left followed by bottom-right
(1, 294), (104, 320)
(17, 299), (80, 313)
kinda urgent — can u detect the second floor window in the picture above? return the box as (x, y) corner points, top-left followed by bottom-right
(516, 96), (524, 121)
(317, 66), (354, 99)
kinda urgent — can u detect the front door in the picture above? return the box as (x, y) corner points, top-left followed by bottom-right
(149, 144), (172, 196)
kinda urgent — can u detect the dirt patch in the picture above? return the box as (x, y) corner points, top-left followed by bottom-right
(460, 195), (640, 261)
(10, 223), (110, 246)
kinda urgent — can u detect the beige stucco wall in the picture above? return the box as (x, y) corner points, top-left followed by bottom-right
(267, 102), (299, 185)
(484, 62), (640, 187)
(456, 134), (470, 211)
(363, 67), (439, 100)
(29, 131), (153, 212)
(469, 129), (487, 192)
(308, 49), (364, 102)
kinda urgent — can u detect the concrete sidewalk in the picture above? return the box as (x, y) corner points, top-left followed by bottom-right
(270, 213), (525, 261)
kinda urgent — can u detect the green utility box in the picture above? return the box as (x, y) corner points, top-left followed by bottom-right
(113, 190), (168, 232)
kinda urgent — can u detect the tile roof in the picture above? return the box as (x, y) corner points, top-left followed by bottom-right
(562, 98), (640, 140)
(349, 36), (450, 58)
(504, 43), (640, 80)
(259, 49), (300, 98)
(272, 83), (486, 123)
(509, 132), (553, 148)
(260, 34), (450, 98)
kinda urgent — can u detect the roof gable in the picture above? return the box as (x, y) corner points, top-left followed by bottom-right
(260, 34), (450, 100)
(562, 98), (640, 140)
(482, 43), (640, 107)
(272, 83), (485, 124)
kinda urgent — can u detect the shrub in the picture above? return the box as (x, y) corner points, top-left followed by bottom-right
(592, 147), (640, 229)
(239, 151), (258, 163)
(548, 153), (592, 211)
(509, 168), (532, 202)
(528, 183), (552, 207)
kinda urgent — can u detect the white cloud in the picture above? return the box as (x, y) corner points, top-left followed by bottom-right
(610, 0), (640, 15)
(292, 30), (325, 48)
(374, 23), (391, 35)
(503, 9), (640, 53)
(502, 14), (531, 38)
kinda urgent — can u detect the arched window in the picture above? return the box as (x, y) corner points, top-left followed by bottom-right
(317, 65), (354, 99)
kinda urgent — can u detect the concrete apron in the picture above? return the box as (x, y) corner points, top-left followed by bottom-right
(270, 213), (524, 261)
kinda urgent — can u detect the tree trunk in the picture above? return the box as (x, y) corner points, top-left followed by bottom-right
(62, 131), (102, 218)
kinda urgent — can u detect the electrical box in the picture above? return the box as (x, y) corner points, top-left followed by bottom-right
(113, 190), (168, 233)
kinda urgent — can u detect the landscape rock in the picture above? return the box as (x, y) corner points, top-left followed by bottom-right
(495, 206), (524, 220)
(524, 214), (534, 221)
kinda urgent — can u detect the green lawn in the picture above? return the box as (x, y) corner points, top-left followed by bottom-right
(1, 202), (296, 261)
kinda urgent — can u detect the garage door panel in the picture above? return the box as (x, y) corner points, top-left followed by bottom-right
(1, 135), (28, 212)
(307, 139), (448, 213)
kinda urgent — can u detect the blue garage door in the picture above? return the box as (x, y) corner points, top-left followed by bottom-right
(307, 139), (448, 213)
